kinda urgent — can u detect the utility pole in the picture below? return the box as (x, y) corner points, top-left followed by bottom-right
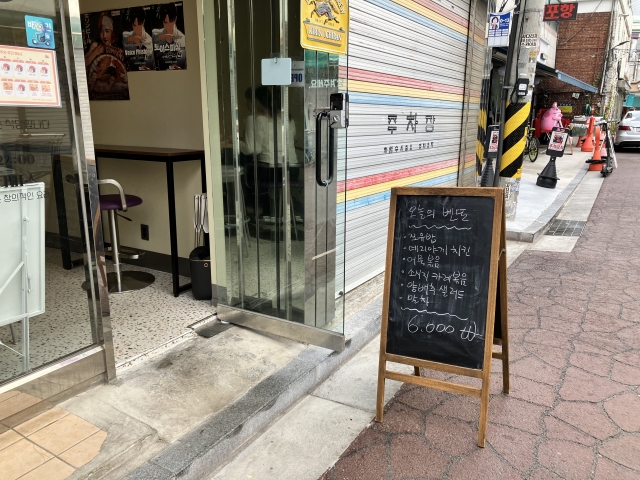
(493, 0), (545, 219)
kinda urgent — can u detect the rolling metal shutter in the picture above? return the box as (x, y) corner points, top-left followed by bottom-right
(341, 0), (483, 292)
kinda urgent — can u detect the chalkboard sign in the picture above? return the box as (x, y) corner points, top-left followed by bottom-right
(386, 194), (495, 369)
(376, 187), (510, 448)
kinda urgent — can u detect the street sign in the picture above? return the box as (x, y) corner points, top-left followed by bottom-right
(488, 12), (512, 47)
(543, 2), (578, 21)
(546, 127), (569, 157)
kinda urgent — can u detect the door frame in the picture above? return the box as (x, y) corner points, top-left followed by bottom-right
(202, 0), (346, 351)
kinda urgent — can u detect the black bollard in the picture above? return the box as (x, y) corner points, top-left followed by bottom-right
(536, 156), (559, 189)
(480, 158), (495, 187)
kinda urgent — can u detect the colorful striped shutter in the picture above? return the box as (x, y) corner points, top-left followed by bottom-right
(339, 0), (486, 293)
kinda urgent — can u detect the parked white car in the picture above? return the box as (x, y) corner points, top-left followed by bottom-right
(614, 110), (640, 149)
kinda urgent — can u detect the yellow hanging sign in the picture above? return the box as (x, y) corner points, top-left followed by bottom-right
(300, 0), (348, 55)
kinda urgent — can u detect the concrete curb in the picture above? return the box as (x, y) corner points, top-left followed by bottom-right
(506, 164), (590, 242)
(125, 297), (384, 480)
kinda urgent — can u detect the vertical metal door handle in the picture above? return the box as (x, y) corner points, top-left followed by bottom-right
(315, 111), (334, 187)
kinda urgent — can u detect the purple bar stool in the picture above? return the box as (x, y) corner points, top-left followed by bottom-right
(98, 179), (154, 293)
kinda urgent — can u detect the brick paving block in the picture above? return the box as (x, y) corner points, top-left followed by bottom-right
(423, 415), (476, 457)
(389, 434), (449, 479)
(523, 330), (574, 350)
(622, 287), (640, 301)
(577, 331), (629, 354)
(614, 351), (640, 368)
(528, 467), (564, 480)
(502, 374), (557, 407)
(509, 328), (531, 344)
(569, 352), (612, 377)
(573, 340), (610, 356)
(344, 428), (388, 456)
(447, 448), (523, 480)
(488, 396), (545, 435)
(594, 457), (640, 480)
(559, 367), (627, 402)
(511, 356), (563, 386)
(432, 395), (481, 423)
(372, 402), (423, 435)
(588, 302), (622, 317)
(540, 305), (585, 324)
(544, 416), (597, 447)
(621, 307), (640, 323)
(508, 303), (539, 318)
(331, 443), (387, 480)
(604, 394), (640, 432)
(523, 344), (569, 370)
(617, 324), (640, 348)
(539, 318), (582, 335)
(611, 361), (640, 386)
(551, 296), (589, 314)
(516, 295), (557, 309)
(537, 439), (595, 480)
(396, 385), (449, 412)
(510, 314), (540, 329)
(599, 436), (640, 471)
(551, 402), (618, 440)
(621, 300), (640, 311)
(582, 312), (634, 333)
(487, 423), (537, 472)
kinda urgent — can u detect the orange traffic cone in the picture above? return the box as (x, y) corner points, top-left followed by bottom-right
(581, 117), (595, 152)
(588, 126), (602, 170)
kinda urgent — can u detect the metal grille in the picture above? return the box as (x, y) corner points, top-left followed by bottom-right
(545, 220), (586, 237)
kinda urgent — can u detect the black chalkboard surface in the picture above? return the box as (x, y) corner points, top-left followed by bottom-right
(376, 187), (509, 448)
(386, 195), (495, 370)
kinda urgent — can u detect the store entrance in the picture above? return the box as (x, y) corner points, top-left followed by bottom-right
(213, 0), (348, 350)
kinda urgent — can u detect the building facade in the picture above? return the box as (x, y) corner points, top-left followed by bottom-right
(0, 0), (491, 428)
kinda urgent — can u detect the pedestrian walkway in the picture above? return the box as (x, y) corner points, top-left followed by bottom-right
(210, 156), (639, 480)
(0, 153), (614, 480)
(316, 153), (640, 479)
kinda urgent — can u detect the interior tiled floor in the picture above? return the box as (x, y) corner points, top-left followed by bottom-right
(0, 248), (215, 384)
(0, 394), (105, 480)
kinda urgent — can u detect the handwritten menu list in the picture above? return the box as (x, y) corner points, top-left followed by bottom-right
(386, 195), (495, 370)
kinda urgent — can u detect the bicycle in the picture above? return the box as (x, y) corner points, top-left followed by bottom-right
(524, 126), (539, 162)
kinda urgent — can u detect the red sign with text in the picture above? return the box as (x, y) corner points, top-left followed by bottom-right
(543, 3), (578, 21)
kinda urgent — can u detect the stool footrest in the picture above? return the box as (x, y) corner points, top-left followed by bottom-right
(106, 245), (145, 260)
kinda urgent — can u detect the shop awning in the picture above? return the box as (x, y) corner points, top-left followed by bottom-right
(492, 50), (599, 93)
(556, 71), (598, 93)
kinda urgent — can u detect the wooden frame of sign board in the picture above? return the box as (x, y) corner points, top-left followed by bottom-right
(375, 187), (509, 448)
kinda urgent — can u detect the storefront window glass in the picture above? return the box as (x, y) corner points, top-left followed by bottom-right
(0, 1), (98, 386)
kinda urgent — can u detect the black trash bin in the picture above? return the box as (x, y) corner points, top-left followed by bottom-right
(189, 246), (212, 300)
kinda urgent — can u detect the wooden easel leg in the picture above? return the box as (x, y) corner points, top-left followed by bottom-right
(478, 375), (490, 447)
(375, 357), (387, 422)
(414, 366), (421, 377)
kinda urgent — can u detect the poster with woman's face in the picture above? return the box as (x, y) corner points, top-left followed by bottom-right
(151, 2), (187, 70)
(82, 10), (130, 100)
(123, 6), (155, 71)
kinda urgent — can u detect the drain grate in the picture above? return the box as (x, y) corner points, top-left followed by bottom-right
(545, 219), (586, 237)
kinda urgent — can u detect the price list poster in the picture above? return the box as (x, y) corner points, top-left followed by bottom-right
(0, 46), (61, 108)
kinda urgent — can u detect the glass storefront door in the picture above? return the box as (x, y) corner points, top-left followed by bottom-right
(0, 0), (101, 386)
(212, 0), (347, 350)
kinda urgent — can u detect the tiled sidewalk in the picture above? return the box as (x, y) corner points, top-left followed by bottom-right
(0, 399), (106, 480)
(320, 154), (640, 480)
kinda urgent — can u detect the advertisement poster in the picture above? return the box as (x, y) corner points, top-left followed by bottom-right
(0, 46), (60, 107)
(152, 3), (187, 70)
(24, 16), (55, 50)
(546, 128), (569, 157)
(487, 12), (511, 48)
(82, 10), (130, 100)
(301, 0), (348, 55)
(122, 6), (155, 71)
